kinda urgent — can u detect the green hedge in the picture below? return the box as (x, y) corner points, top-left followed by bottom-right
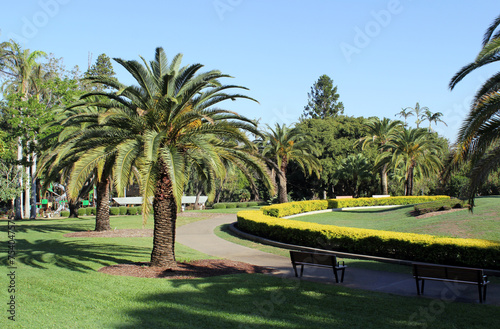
(247, 202), (259, 207)
(127, 207), (138, 215)
(261, 196), (451, 218)
(236, 210), (500, 270)
(225, 203), (237, 209)
(86, 207), (96, 215)
(60, 210), (70, 218)
(109, 207), (120, 216)
(237, 202), (248, 208)
(77, 208), (87, 216)
(213, 203), (227, 209)
(414, 198), (469, 215)
(119, 206), (128, 215)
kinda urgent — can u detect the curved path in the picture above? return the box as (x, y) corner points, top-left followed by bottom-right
(176, 214), (500, 305)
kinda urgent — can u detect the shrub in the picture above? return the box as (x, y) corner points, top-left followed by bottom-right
(86, 207), (96, 215)
(237, 202), (248, 208)
(413, 198), (469, 215)
(134, 206), (142, 215)
(109, 207), (120, 215)
(119, 206), (128, 215)
(212, 203), (227, 209)
(236, 210), (500, 270)
(127, 207), (138, 215)
(225, 203), (237, 209)
(60, 210), (70, 218)
(247, 202), (259, 207)
(77, 208), (87, 216)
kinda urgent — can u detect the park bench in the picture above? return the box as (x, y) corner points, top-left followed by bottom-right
(412, 263), (490, 303)
(335, 196), (353, 199)
(289, 250), (346, 283)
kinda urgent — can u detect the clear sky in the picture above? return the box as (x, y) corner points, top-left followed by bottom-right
(1, 0), (499, 142)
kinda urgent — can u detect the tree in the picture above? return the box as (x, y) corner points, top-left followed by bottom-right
(302, 74), (344, 119)
(73, 47), (273, 267)
(380, 128), (443, 196)
(423, 109), (447, 131)
(395, 108), (413, 127)
(259, 123), (321, 203)
(333, 154), (372, 197)
(84, 53), (116, 92)
(404, 102), (428, 128)
(449, 14), (500, 207)
(359, 117), (402, 195)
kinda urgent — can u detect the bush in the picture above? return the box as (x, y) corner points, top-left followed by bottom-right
(109, 207), (120, 215)
(119, 206), (128, 215)
(134, 206), (142, 215)
(60, 210), (70, 218)
(225, 203), (237, 209)
(247, 202), (259, 207)
(237, 202), (248, 208)
(413, 198), (469, 215)
(86, 207), (96, 215)
(237, 210), (500, 270)
(77, 208), (87, 216)
(127, 207), (138, 215)
(212, 203), (227, 209)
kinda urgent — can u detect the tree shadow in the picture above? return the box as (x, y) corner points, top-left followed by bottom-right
(0, 238), (150, 272)
(0, 222), (95, 234)
(113, 274), (486, 329)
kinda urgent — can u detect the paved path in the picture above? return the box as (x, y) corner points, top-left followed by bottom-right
(176, 214), (500, 305)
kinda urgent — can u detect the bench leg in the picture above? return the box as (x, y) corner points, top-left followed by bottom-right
(292, 263), (298, 277)
(483, 285), (487, 302)
(415, 278), (421, 295)
(478, 284), (484, 303)
(340, 268), (345, 283)
(300, 265), (304, 277)
(333, 269), (339, 283)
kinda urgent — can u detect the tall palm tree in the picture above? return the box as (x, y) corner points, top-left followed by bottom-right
(260, 123), (321, 203)
(423, 109), (447, 131)
(395, 108), (413, 127)
(404, 102), (428, 128)
(73, 47), (273, 267)
(379, 128), (443, 195)
(359, 117), (402, 195)
(334, 153), (372, 197)
(449, 14), (500, 207)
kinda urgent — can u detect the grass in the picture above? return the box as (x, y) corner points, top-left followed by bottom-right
(188, 205), (263, 214)
(290, 196), (500, 241)
(1, 208), (499, 328)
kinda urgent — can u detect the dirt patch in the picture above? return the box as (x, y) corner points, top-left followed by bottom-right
(98, 259), (276, 279)
(414, 208), (467, 219)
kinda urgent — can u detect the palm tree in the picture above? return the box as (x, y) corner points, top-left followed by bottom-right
(260, 123), (321, 203)
(379, 128), (443, 195)
(359, 117), (402, 195)
(449, 14), (500, 207)
(404, 102), (429, 128)
(334, 153), (372, 197)
(423, 109), (447, 131)
(73, 47), (273, 267)
(395, 108), (413, 127)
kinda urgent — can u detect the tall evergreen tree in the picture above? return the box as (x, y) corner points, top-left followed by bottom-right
(303, 74), (344, 119)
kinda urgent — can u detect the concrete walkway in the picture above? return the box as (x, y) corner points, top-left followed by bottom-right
(176, 214), (500, 306)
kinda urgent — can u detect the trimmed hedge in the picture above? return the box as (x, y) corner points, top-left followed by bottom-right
(127, 207), (138, 215)
(60, 210), (70, 218)
(119, 206), (128, 215)
(86, 207), (96, 216)
(225, 203), (237, 209)
(213, 203), (227, 209)
(414, 198), (469, 215)
(247, 202), (259, 207)
(109, 207), (120, 215)
(261, 196), (451, 218)
(77, 208), (87, 216)
(237, 210), (500, 270)
(237, 202), (248, 208)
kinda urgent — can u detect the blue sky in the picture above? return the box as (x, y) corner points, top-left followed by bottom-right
(1, 0), (499, 142)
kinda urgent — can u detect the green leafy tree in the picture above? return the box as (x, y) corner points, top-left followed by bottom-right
(260, 123), (321, 203)
(84, 53), (116, 92)
(395, 107), (413, 127)
(333, 153), (372, 197)
(379, 128), (443, 196)
(302, 74), (344, 119)
(359, 117), (402, 195)
(71, 47), (273, 267)
(423, 109), (447, 131)
(449, 14), (500, 207)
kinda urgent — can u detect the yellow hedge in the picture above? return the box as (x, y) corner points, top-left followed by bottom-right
(237, 210), (500, 269)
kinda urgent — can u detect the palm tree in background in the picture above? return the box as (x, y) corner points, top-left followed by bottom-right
(449, 14), (500, 207)
(423, 109), (447, 131)
(404, 102), (428, 128)
(260, 123), (321, 203)
(379, 127), (443, 196)
(395, 107), (413, 127)
(359, 117), (402, 195)
(72, 47), (273, 267)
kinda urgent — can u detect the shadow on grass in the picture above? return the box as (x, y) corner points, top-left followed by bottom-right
(0, 222), (95, 234)
(113, 274), (494, 329)
(1, 238), (150, 272)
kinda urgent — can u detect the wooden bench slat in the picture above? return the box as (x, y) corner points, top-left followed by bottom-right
(290, 251), (346, 283)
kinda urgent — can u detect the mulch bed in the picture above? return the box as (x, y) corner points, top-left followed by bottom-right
(98, 259), (276, 279)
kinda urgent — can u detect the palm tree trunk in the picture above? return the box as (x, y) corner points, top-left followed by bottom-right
(278, 161), (288, 203)
(95, 178), (111, 231)
(68, 200), (79, 218)
(406, 167), (414, 196)
(150, 160), (178, 268)
(381, 163), (389, 195)
(194, 183), (202, 210)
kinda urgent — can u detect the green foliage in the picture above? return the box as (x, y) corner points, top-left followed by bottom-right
(109, 207), (120, 216)
(0, 159), (26, 203)
(237, 210), (500, 269)
(225, 203), (237, 209)
(77, 208), (87, 216)
(413, 198), (469, 215)
(127, 207), (138, 215)
(60, 210), (70, 217)
(86, 207), (96, 215)
(247, 201), (259, 207)
(302, 74), (344, 119)
(119, 206), (128, 215)
(212, 203), (227, 209)
(236, 202), (248, 208)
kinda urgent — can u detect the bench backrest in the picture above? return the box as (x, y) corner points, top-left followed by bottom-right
(290, 251), (337, 266)
(413, 264), (483, 282)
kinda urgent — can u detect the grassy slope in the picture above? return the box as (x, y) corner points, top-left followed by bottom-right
(0, 211), (498, 328)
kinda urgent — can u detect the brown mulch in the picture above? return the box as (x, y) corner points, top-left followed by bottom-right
(98, 259), (276, 279)
(413, 208), (467, 219)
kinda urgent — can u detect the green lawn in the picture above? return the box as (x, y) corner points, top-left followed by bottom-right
(1, 211), (499, 328)
(290, 196), (500, 241)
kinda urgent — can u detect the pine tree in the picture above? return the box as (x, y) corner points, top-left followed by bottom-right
(303, 74), (344, 119)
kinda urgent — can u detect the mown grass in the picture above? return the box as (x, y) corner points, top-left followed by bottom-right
(1, 210), (499, 328)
